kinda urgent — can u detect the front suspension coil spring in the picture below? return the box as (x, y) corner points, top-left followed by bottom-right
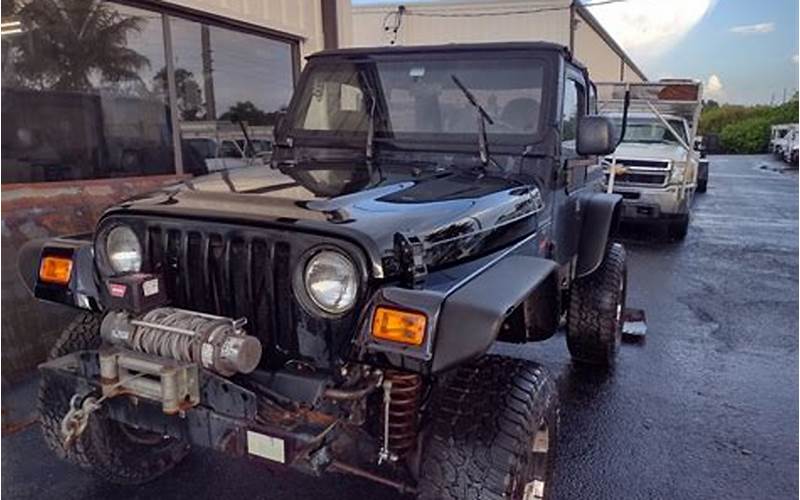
(384, 370), (423, 457)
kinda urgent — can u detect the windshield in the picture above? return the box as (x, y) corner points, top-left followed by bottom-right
(290, 57), (546, 143)
(612, 117), (688, 145)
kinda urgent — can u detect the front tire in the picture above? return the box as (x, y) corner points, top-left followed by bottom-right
(38, 312), (189, 485)
(666, 214), (690, 241)
(567, 243), (627, 366)
(417, 355), (559, 500)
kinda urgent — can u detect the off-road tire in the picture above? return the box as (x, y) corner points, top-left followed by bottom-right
(38, 312), (189, 484)
(566, 243), (627, 366)
(417, 355), (559, 500)
(666, 214), (690, 241)
(697, 178), (708, 193)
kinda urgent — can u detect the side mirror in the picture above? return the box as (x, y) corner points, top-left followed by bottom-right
(577, 115), (616, 156)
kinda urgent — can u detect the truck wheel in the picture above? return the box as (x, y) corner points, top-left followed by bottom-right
(697, 178), (708, 193)
(666, 214), (690, 241)
(417, 355), (558, 500)
(38, 312), (189, 484)
(566, 243), (627, 366)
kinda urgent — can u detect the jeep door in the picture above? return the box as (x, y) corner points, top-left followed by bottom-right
(551, 66), (596, 265)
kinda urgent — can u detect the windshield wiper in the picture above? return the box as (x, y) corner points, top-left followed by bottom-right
(451, 74), (502, 170)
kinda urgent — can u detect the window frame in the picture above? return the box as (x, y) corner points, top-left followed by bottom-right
(560, 71), (586, 149)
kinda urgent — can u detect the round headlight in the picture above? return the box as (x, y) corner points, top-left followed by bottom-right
(106, 225), (142, 274)
(304, 250), (358, 314)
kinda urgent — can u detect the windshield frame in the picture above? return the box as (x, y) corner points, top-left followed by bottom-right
(280, 50), (557, 154)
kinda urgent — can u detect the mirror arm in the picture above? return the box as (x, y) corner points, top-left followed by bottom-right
(614, 85), (631, 148)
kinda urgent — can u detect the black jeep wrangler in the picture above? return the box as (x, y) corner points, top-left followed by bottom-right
(23, 42), (627, 499)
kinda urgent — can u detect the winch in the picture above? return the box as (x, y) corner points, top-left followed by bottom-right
(100, 307), (262, 376)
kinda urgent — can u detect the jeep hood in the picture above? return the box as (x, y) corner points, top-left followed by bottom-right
(105, 164), (542, 277)
(612, 142), (688, 162)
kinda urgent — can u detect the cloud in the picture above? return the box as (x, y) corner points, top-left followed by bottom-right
(730, 22), (775, 35)
(793, 54), (799, 64)
(586, 0), (716, 64)
(704, 74), (726, 100)
(706, 74), (723, 95)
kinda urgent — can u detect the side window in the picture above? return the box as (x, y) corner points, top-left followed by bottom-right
(561, 78), (584, 146)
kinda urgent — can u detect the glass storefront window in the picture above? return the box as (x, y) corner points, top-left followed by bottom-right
(1, 1), (173, 183)
(1, 1), (297, 184)
(171, 19), (294, 175)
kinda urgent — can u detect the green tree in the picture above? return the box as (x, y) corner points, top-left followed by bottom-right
(220, 101), (276, 126)
(153, 67), (204, 120)
(9, 0), (149, 91)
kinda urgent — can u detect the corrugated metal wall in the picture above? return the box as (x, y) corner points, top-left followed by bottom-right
(351, 0), (645, 83)
(352, 0), (572, 48)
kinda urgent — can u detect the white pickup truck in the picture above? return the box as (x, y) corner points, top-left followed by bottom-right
(597, 80), (703, 240)
(770, 123), (797, 159)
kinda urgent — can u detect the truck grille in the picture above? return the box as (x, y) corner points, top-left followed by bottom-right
(605, 158), (670, 187)
(144, 224), (297, 361)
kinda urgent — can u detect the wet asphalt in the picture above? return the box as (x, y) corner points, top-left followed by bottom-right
(2, 155), (797, 499)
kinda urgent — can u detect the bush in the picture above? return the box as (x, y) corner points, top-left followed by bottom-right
(699, 100), (798, 154)
(719, 116), (771, 154)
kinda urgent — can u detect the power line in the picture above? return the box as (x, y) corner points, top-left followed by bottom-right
(402, 0), (626, 18)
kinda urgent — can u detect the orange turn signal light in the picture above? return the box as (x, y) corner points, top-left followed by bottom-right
(371, 307), (427, 346)
(39, 255), (73, 285)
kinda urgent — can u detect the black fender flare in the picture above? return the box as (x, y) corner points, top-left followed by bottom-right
(575, 192), (622, 278)
(431, 254), (558, 373)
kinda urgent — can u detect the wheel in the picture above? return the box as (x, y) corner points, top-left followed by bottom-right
(38, 312), (189, 484)
(417, 355), (559, 500)
(697, 178), (708, 193)
(666, 214), (690, 241)
(566, 243), (627, 366)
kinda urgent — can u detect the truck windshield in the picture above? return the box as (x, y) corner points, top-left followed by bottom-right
(613, 117), (688, 145)
(290, 57), (545, 144)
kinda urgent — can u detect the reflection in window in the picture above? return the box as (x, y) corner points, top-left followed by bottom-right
(562, 79), (581, 145)
(171, 19), (293, 174)
(1, 1), (173, 183)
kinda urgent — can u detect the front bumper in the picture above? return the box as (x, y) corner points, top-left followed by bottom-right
(611, 184), (690, 220)
(40, 350), (335, 468)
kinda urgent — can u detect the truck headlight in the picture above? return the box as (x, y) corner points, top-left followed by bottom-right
(670, 161), (688, 183)
(105, 225), (142, 274)
(304, 250), (358, 314)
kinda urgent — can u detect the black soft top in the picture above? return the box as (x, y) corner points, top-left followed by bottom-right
(308, 41), (572, 60)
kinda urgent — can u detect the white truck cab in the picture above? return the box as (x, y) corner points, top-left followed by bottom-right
(597, 80), (703, 239)
(782, 127), (799, 164)
(770, 124), (797, 158)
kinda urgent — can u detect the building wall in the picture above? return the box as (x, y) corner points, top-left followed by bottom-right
(351, 1), (645, 84)
(572, 9), (623, 82)
(166, 0), (352, 57)
(352, 0), (572, 47)
(573, 10), (644, 83)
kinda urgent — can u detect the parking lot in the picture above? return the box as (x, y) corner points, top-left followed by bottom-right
(2, 154), (797, 500)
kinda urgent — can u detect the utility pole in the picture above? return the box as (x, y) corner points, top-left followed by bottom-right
(201, 24), (217, 120)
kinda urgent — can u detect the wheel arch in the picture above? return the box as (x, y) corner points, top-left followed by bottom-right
(575, 192), (623, 278)
(431, 254), (559, 373)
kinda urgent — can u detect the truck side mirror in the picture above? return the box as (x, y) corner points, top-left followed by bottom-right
(576, 115), (616, 156)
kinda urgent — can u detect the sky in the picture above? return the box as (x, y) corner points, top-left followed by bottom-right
(351, 0), (800, 105)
